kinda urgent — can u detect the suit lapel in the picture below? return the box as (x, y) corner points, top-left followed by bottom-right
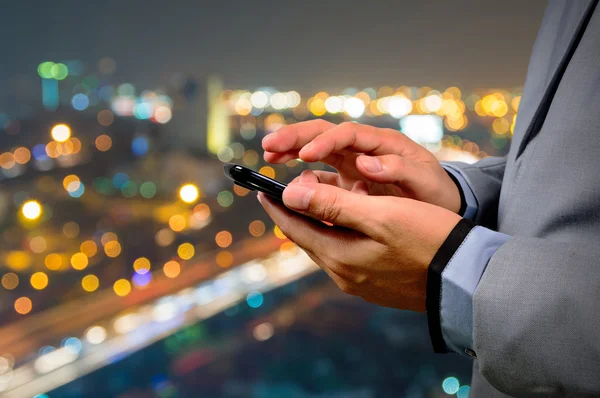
(513, 0), (597, 158)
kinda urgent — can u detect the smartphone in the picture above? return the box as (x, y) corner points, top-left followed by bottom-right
(224, 163), (287, 202)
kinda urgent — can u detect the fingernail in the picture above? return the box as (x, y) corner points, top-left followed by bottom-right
(256, 192), (263, 204)
(299, 142), (314, 154)
(284, 184), (314, 210)
(359, 156), (382, 173)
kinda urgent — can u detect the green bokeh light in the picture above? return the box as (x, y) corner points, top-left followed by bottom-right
(51, 63), (69, 80)
(140, 182), (157, 199)
(38, 62), (55, 79)
(217, 191), (234, 207)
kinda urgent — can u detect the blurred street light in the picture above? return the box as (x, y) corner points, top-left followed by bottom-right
(179, 184), (199, 203)
(51, 124), (71, 142)
(22, 200), (42, 220)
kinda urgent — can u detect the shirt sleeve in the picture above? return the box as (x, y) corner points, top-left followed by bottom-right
(442, 163), (478, 221)
(439, 227), (511, 357)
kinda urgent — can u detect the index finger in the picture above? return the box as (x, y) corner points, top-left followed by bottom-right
(299, 122), (418, 162)
(262, 119), (335, 153)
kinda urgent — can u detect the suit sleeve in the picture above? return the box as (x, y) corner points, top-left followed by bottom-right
(473, 237), (600, 396)
(442, 156), (507, 229)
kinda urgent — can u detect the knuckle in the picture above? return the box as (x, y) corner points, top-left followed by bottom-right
(318, 193), (341, 221)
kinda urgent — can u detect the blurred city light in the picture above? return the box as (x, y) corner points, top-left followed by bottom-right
(50, 124), (71, 142)
(179, 184), (200, 203)
(21, 200), (42, 220)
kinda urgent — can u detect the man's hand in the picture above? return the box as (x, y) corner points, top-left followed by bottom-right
(257, 171), (462, 312)
(262, 119), (462, 213)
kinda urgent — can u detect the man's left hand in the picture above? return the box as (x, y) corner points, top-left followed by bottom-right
(257, 170), (461, 312)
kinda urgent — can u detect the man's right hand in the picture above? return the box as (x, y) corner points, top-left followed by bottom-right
(262, 119), (463, 214)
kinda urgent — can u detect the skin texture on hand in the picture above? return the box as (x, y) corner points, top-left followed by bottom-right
(256, 170), (462, 312)
(262, 119), (462, 214)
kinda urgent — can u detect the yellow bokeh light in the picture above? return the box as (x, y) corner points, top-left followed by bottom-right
(259, 166), (275, 179)
(179, 184), (200, 203)
(280, 241), (298, 258)
(2, 273), (19, 290)
(216, 250), (234, 268)
(113, 279), (131, 297)
(63, 175), (80, 192)
(308, 97), (326, 117)
(512, 96), (522, 112)
(249, 220), (266, 237)
(233, 184), (250, 197)
(101, 232), (118, 246)
(14, 297), (32, 315)
(104, 241), (122, 258)
(45, 253), (63, 271)
(215, 230), (233, 248)
(492, 118), (510, 135)
(51, 124), (71, 142)
(22, 200), (42, 220)
(242, 150), (259, 166)
(71, 252), (89, 270)
(169, 214), (186, 232)
(80, 240), (98, 257)
(274, 225), (287, 239)
(163, 261), (181, 278)
(30, 272), (49, 290)
(133, 257), (151, 274)
(177, 243), (195, 260)
(82, 274), (99, 292)
(5, 251), (32, 271)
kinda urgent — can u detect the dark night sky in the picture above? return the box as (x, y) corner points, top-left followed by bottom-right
(1, 0), (547, 92)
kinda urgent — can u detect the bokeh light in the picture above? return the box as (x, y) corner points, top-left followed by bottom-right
(2, 273), (19, 290)
(163, 260), (181, 278)
(51, 124), (71, 142)
(15, 297), (32, 315)
(177, 243), (195, 260)
(22, 200), (42, 220)
(442, 377), (460, 394)
(30, 272), (49, 290)
(216, 250), (233, 268)
(70, 253), (89, 270)
(249, 220), (266, 237)
(113, 279), (131, 297)
(179, 184), (200, 203)
(104, 241), (122, 258)
(133, 257), (151, 274)
(81, 274), (99, 292)
(215, 230), (233, 248)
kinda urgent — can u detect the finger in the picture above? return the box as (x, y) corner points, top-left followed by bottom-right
(298, 169), (319, 184)
(257, 192), (371, 258)
(263, 150), (300, 164)
(355, 154), (420, 186)
(281, 182), (384, 239)
(298, 122), (418, 162)
(351, 180), (369, 195)
(262, 119), (336, 153)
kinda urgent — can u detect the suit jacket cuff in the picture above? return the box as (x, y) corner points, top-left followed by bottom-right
(426, 218), (476, 353)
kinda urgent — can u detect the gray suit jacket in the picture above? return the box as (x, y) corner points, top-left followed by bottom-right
(447, 1), (600, 396)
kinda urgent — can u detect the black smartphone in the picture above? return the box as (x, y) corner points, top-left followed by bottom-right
(224, 163), (287, 202)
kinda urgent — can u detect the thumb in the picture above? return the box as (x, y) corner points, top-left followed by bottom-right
(356, 154), (418, 185)
(282, 182), (380, 237)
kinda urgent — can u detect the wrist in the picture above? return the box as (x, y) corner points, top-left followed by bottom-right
(444, 170), (466, 216)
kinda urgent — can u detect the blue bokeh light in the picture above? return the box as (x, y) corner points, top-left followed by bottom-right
(246, 291), (264, 308)
(68, 182), (85, 198)
(457, 385), (471, 398)
(72, 93), (89, 111)
(133, 271), (152, 287)
(442, 377), (460, 395)
(131, 136), (149, 156)
(112, 172), (129, 188)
